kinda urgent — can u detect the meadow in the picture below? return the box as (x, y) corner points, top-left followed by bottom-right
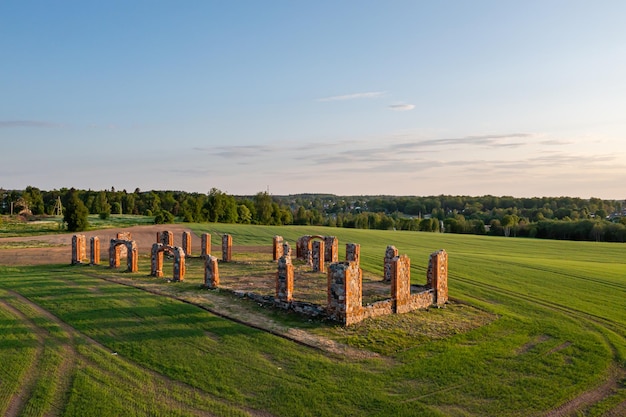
(0, 223), (625, 416)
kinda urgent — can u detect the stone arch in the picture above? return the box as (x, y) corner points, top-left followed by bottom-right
(109, 239), (138, 272)
(150, 243), (186, 282)
(296, 235), (338, 266)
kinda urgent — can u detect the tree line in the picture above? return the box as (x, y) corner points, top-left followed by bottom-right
(1, 187), (625, 242)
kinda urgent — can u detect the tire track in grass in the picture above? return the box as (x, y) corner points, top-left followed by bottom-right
(0, 297), (47, 417)
(452, 274), (626, 416)
(4, 290), (274, 417)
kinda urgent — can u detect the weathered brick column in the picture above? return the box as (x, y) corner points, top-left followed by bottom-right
(109, 239), (121, 268)
(383, 245), (399, 283)
(204, 255), (220, 288)
(345, 243), (360, 266)
(283, 242), (292, 258)
(222, 234), (232, 262)
(430, 250), (448, 306)
(182, 231), (192, 257)
(172, 246), (185, 282)
(127, 241), (138, 272)
(90, 236), (100, 265)
(327, 261), (363, 325)
(151, 243), (164, 277)
(324, 236), (339, 263)
(312, 240), (325, 272)
(201, 233), (211, 258)
(275, 255), (294, 303)
(272, 235), (284, 261)
(71, 234), (86, 264)
(391, 255), (411, 313)
(158, 230), (173, 246)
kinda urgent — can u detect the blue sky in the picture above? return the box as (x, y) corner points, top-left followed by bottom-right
(2, 1), (626, 198)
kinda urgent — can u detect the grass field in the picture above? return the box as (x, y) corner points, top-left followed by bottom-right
(0, 223), (625, 416)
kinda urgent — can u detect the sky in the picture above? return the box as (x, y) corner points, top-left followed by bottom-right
(2, 1), (626, 199)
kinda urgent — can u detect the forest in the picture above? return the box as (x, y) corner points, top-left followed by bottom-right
(2, 186), (625, 242)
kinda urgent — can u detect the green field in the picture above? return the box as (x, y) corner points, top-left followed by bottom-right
(1, 224), (625, 416)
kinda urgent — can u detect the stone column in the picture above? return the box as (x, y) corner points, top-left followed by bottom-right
(172, 246), (185, 281)
(327, 261), (363, 325)
(159, 231), (173, 246)
(182, 231), (192, 257)
(127, 241), (138, 273)
(109, 240), (121, 268)
(204, 255), (220, 288)
(283, 242), (292, 259)
(151, 243), (164, 277)
(201, 233), (211, 258)
(430, 250), (448, 306)
(222, 234), (232, 262)
(383, 245), (399, 283)
(90, 236), (100, 265)
(345, 243), (360, 266)
(275, 255), (294, 303)
(312, 240), (325, 272)
(272, 235), (284, 261)
(391, 255), (411, 313)
(324, 236), (339, 263)
(71, 234), (86, 264)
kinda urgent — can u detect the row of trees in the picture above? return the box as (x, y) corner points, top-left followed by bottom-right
(2, 187), (625, 241)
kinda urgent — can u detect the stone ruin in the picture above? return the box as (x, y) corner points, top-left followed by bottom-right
(383, 245), (398, 283)
(201, 233), (211, 258)
(71, 234), (87, 264)
(204, 255), (220, 288)
(109, 237), (138, 272)
(222, 234), (232, 262)
(296, 235), (338, 267)
(272, 235), (283, 261)
(182, 231), (192, 257)
(345, 243), (360, 266)
(150, 243), (186, 281)
(157, 230), (174, 246)
(90, 237), (100, 265)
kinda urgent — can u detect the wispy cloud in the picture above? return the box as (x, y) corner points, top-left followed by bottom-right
(0, 120), (63, 128)
(388, 104), (415, 111)
(194, 144), (275, 159)
(317, 91), (386, 102)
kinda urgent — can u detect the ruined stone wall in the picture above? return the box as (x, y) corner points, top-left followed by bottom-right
(71, 234), (86, 264)
(204, 255), (219, 288)
(201, 233), (211, 258)
(312, 240), (325, 272)
(391, 254), (412, 314)
(327, 261), (363, 325)
(151, 243), (164, 277)
(109, 239), (138, 272)
(182, 231), (192, 257)
(150, 243), (185, 281)
(222, 234), (232, 262)
(90, 237), (100, 265)
(345, 243), (360, 266)
(383, 245), (398, 283)
(273, 235), (284, 261)
(275, 255), (294, 304)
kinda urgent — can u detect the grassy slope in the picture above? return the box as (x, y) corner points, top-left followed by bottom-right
(0, 223), (624, 416)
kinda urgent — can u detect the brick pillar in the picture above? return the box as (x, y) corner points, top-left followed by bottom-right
(172, 246), (185, 282)
(204, 255), (220, 288)
(127, 241), (138, 273)
(312, 240), (325, 272)
(182, 231), (192, 257)
(159, 231), (173, 246)
(90, 237), (100, 265)
(201, 233), (211, 258)
(391, 255), (412, 313)
(71, 234), (86, 264)
(222, 234), (232, 262)
(383, 245), (399, 283)
(109, 240), (121, 268)
(297, 236), (312, 264)
(430, 250), (448, 306)
(324, 236), (339, 263)
(273, 235), (284, 261)
(283, 242), (292, 259)
(117, 232), (131, 257)
(276, 255), (294, 303)
(327, 261), (363, 325)
(345, 243), (360, 266)
(151, 243), (164, 277)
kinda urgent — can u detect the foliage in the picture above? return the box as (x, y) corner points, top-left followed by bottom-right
(63, 188), (89, 232)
